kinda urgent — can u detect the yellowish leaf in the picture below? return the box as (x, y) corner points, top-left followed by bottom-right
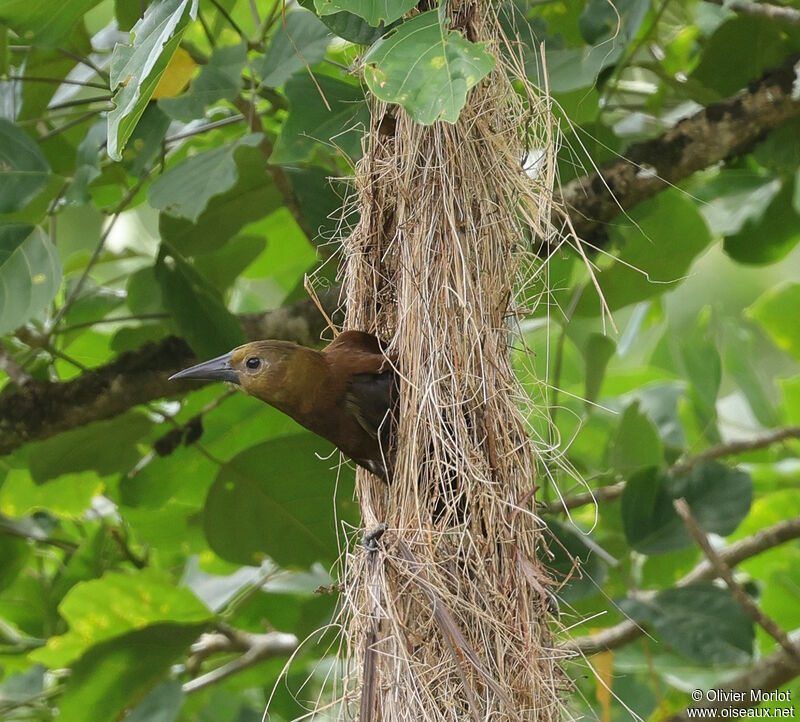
(152, 46), (196, 99)
(594, 650), (614, 722)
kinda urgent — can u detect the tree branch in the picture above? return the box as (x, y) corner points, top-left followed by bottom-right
(232, 96), (319, 244)
(543, 425), (800, 515)
(674, 499), (800, 664)
(704, 0), (800, 27)
(562, 53), (800, 243)
(672, 425), (800, 473)
(182, 628), (298, 694)
(562, 516), (800, 656)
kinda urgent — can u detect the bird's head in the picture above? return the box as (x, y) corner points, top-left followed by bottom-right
(169, 340), (315, 402)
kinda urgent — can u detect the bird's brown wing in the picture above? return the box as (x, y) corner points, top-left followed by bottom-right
(324, 330), (397, 479)
(344, 369), (396, 443)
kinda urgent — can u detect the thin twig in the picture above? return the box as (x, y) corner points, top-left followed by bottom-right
(164, 114), (245, 143)
(704, 0), (800, 25)
(672, 425), (800, 473)
(208, 0), (247, 40)
(50, 178), (149, 330)
(46, 345), (89, 373)
(56, 47), (109, 81)
(109, 527), (148, 569)
(38, 108), (105, 141)
(0, 514), (78, 552)
(674, 498), (800, 664)
(231, 96), (317, 242)
(182, 629), (298, 693)
(563, 515), (800, 655)
(46, 95), (112, 111)
(259, 0), (283, 41)
(542, 481), (626, 515)
(248, 0), (260, 27)
(53, 313), (169, 334)
(545, 425), (800, 515)
(197, 10), (217, 48)
(6, 75), (108, 89)
(0, 346), (31, 386)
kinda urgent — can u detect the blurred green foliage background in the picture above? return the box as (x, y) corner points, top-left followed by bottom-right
(0, 0), (799, 720)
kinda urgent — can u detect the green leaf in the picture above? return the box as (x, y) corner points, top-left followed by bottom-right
(65, 122), (106, 204)
(204, 434), (358, 568)
(0, 119), (51, 214)
(747, 283), (800, 361)
(575, 190), (712, 316)
(677, 309), (721, 433)
(154, 245), (244, 358)
(148, 134), (262, 222)
(0, 532), (29, 593)
(692, 171), (780, 237)
(57, 624), (203, 722)
(285, 165), (351, 246)
(583, 333), (615, 405)
(238, 209), (318, 298)
(121, 393), (302, 509)
(159, 144), (284, 255)
(692, 17), (796, 98)
(723, 181), (800, 265)
(0, 224), (61, 336)
(363, 10), (495, 125)
(781, 377), (800, 425)
(125, 104), (172, 178)
(753, 119), (800, 175)
(314, 0), (416, 26)
(530, 0), (648, 93)
(0, 0), (102, 45)
(621, 462), (752, 555)
(620, 583), (754, 664)
(297, 0), (384, 43)
(126, 266), (164, 315)
(59, 282), (124, 330)
(537, 45), (621, 94)
(159, 42), (246, 121)
(579, 0), (648, 45)
(116, 0), (145, 30)
(272, 73), (369, 165)
(256, 9), (331, 88)
(0, 468), (103, 518)
(316, 9), (388, 44)
(107, 0), (198, 161)
(795, 169), (800, 215)
(30, 569), (211, 667)
(26, 413), (152, 483)
(608, 401), (663, 474)
(193, 234), (266, 292)
(725, 324), (781, 427)
(125, 680), (184, 722)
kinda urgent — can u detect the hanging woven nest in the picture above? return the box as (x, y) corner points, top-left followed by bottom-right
(326, 3), (569, 719)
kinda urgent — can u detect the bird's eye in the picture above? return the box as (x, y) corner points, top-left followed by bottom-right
(245, 357), (261, 370)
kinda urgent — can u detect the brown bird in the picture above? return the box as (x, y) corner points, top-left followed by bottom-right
(170, 331), (396, 481)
